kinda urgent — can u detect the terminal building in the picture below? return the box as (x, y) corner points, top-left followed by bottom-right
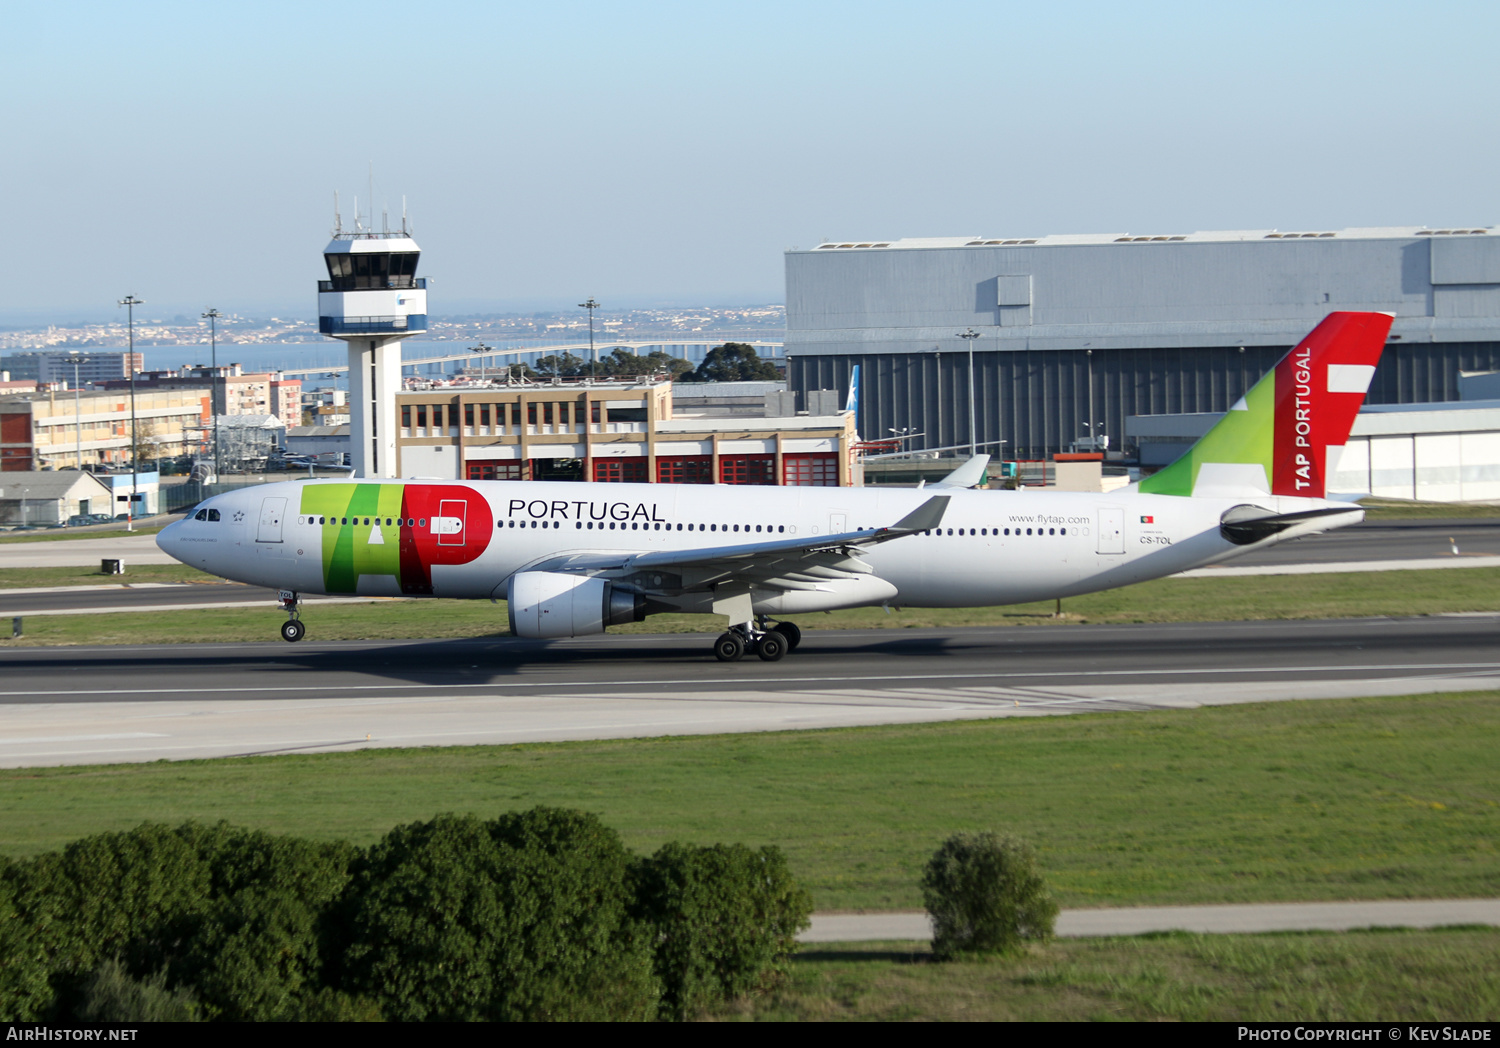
(785, 226), (1500, 460)
(0, 388), (206, 471)
(394, 379), (856, 486)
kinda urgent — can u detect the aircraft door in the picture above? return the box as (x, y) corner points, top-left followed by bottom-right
(1096, 507), (1125, 555)
(829, 511), (847, 535)
(435, 499), (467, 546)
(256, 497), (286, 543)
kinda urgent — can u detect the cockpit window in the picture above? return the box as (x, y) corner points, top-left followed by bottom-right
(207, 509), (221, 521)
(194, 509), (207, 520)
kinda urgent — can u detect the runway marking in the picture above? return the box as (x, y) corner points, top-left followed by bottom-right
(3, 661), (1500, 700)
(0, 732), (167, 744)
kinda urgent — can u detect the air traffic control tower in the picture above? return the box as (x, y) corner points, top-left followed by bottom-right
(317, 215), (427, 478)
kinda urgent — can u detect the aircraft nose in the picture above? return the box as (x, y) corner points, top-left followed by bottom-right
(156, 518), (183, 560)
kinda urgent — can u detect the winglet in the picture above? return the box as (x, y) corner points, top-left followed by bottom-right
(931, 454), (991, 490)
(883, 495), (949, 535)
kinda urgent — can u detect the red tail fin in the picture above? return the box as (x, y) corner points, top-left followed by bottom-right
(1271, 312), (1392, 496)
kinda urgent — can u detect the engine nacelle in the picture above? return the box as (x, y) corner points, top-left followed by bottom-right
(506, 571), (645, 639)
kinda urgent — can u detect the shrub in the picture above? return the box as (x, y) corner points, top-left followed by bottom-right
(0, 866), (54, 1021)
(2, 822), (356, 1021)
(340, 808), (657, 1021)
(167, 824), (356, 1021)
(7, 823), (211, 1013)
(920, 832), (1058, 960)
(633, 842), (813, 1019)
(77, 959), (200, 1022)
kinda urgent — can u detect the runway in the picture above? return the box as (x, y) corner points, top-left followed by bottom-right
(1, 616), (1496, 767)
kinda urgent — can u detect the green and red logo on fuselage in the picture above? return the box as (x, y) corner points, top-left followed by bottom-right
(300, 483), (492, 594)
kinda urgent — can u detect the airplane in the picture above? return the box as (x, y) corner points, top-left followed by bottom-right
(156, 311), (1393, 662)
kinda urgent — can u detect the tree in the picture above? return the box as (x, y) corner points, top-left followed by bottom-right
(531, 352), (588, 379)
(0, 864), (55, 1022)
(632, 842), (812, 1019)
(920, 833), (1058, 960)
(339, 809), (657, 1022)
(683, 343), (781, 383)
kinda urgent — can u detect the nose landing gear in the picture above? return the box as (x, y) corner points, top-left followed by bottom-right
(278, 589), (305, 643)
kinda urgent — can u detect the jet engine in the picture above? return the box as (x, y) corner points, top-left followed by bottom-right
(506, 571), (646, 639)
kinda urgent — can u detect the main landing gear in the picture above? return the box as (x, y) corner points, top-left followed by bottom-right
(713, 617), (802, 663)
(278, 590), (305, 643)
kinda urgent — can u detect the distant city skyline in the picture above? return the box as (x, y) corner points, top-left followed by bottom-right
(6, 1), (1498, 323)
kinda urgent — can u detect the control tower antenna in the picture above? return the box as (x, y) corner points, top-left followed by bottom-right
(333, 191), (342, 236)
(402, 196), (410, 235)
(317, 192), (427, 478)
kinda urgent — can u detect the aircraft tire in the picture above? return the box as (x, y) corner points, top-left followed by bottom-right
(772, 622), (801, 650)
(713, 632), (746, 662)
(280, 619), (306, 643)
(756, 632), (787, 662)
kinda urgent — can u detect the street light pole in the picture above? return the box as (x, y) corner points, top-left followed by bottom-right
(203, 308), (222, 479)
(119, 295), (143, 531)
(70, 356), (91, 469)
(471, 341), (492, 385)
(1086, 348), (1095, 451)
(957, 328), (980, 457)
(579, 298), (599, 383)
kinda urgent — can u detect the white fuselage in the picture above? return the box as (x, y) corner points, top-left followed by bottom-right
(157, 479), (1352, 614)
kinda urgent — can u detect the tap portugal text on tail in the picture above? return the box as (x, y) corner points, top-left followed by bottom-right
(157, 311), (1394, 661)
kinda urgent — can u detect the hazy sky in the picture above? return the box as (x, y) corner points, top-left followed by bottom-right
(5, 1), (1497, 323)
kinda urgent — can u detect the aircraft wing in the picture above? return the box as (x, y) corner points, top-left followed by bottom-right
(929, 454), (991, 490)
(522, 495), (949, 591)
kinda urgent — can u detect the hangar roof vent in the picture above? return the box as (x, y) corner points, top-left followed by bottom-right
(1416, 229), (1489, 236)
(1263, 232), (1337, 238)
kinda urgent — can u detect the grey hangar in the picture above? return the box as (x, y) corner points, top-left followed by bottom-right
(783, 226), (1500, 461)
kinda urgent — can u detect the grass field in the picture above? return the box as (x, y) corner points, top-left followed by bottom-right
(1358, 499), (1500, 520)
(717, 930), (1500, 1021)
(1, 693), (1495, 911)
(5, 564), (1500, 646)
(0, 564), (221, 588)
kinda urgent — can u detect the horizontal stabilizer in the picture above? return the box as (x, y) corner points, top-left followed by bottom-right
(1220, 504), (1363, 546)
